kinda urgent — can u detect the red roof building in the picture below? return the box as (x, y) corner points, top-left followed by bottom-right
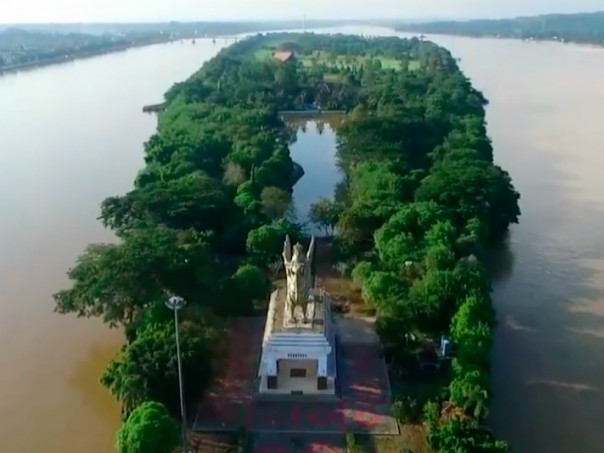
(272, 50), (295, 63)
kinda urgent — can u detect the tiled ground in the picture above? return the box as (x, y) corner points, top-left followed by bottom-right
(188, 433), (237, 453)
(193, 316), (398, 435)
(339, 342), (397, 434)
(193, 317), (263, 431)
(252, 434), (345, 453)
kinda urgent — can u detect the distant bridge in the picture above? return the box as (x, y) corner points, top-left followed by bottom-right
(203, 35), (242, 42)
(174, 35), (243, 44)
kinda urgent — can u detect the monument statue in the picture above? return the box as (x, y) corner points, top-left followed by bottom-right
(282, 235), (315, 324)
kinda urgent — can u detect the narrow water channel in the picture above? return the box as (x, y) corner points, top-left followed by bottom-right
(287, 116), (343, 233)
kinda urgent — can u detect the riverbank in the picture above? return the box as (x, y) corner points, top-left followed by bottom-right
(0, 37), (235, 453)
(0, 37), (182, 76)
(401, 32), (584, 47)
(394, 11), (604, 49)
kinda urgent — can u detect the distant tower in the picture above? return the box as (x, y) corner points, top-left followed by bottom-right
(303, 15), (306, 33)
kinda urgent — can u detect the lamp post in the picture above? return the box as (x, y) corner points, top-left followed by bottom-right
(165, 296), (188, 453)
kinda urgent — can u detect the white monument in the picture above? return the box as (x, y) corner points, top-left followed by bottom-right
(257, 235), (337, 396)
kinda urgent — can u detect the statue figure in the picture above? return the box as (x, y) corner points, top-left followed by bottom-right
(282, 235), (315, 323)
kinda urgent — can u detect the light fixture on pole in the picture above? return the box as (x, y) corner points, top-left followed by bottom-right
(165, 296), (189, 453)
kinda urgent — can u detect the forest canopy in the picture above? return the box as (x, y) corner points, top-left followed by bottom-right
(54, 32), (519, 451)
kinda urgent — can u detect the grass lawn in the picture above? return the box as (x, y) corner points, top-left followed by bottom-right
(250, 36), (298, 61)
(357, 426), (432, 453)
(313, 240), (371, 316)
(298, 51), (406, 70)
(408, 60), (421, 70)
(355, 425), (432, 453)
(251, 45), (421, 72)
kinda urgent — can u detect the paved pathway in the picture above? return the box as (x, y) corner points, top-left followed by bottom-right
(252, 434), (345, 453)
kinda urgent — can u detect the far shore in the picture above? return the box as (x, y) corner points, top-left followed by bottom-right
(400, 30), (604, 49)
(0, 37), (182, 76)
(0, 34), (241, 76)
(4, 27), (604, 78)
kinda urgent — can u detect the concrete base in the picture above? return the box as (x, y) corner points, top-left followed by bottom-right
(259, 359), (336, 396)
(259, 358), (336, 396)
(258, 374), (336, 396)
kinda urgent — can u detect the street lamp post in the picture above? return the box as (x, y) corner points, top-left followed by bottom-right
(165, 296), (188, 453)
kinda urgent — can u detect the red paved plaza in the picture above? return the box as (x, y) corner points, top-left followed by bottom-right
(193, 317), (398, 435)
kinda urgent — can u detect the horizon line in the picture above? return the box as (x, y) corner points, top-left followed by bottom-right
(1, 10), (603, 27)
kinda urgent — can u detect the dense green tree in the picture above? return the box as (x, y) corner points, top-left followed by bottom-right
(336, 197), (403, 257)
(101, 171), (231, 233)
(52, 32), (518, 451)
(260, 186), (291, 220)
(53, 227), (216, 327)
(351, 261), (375, 287)
(348, 161), (406, 204)
(408, 267), (457, 333)
(221, 264), (271, 315)
(308, 197), (343, 236)
(429, 416), (509, 453)
(102, 312), (221, 415)
(449, 369), (490, 422)
(116, 401), (179, 453)
(246, 222), (286, 267)
(255, 145), (298, 189)
(374, 202), (451, 272)
(415, 158), (520, 242)
(234, 181), (262, 215)
(361, 271), (407, 312)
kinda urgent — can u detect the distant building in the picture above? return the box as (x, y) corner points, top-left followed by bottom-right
(273, 50), (295, 63)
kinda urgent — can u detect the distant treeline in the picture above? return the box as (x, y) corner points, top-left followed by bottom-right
(0, 20), (398, 73)
(0, 23), (260, 72)
(0, 20), (391, 35)
(396, 11), (604, 45)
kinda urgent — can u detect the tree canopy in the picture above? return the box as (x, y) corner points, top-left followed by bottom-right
(115, 401), (179, 453)
(102, 307), (222, 415)
(53, 31), (519, 451)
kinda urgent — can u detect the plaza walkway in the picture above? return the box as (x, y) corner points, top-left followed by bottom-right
(193, 316), (398, 436)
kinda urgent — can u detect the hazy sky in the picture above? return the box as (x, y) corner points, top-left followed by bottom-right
(2, 0), (603, 23)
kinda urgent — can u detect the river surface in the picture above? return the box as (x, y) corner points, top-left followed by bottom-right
(1, 27), (604, 453)
(414, 33), (604, 453)
(0, 39), (233, 453)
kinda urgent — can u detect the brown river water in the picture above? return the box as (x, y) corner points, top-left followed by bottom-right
(1, 27), (603, 452)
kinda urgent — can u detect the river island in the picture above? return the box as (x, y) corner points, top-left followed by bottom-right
(54, 32), (520, 453)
